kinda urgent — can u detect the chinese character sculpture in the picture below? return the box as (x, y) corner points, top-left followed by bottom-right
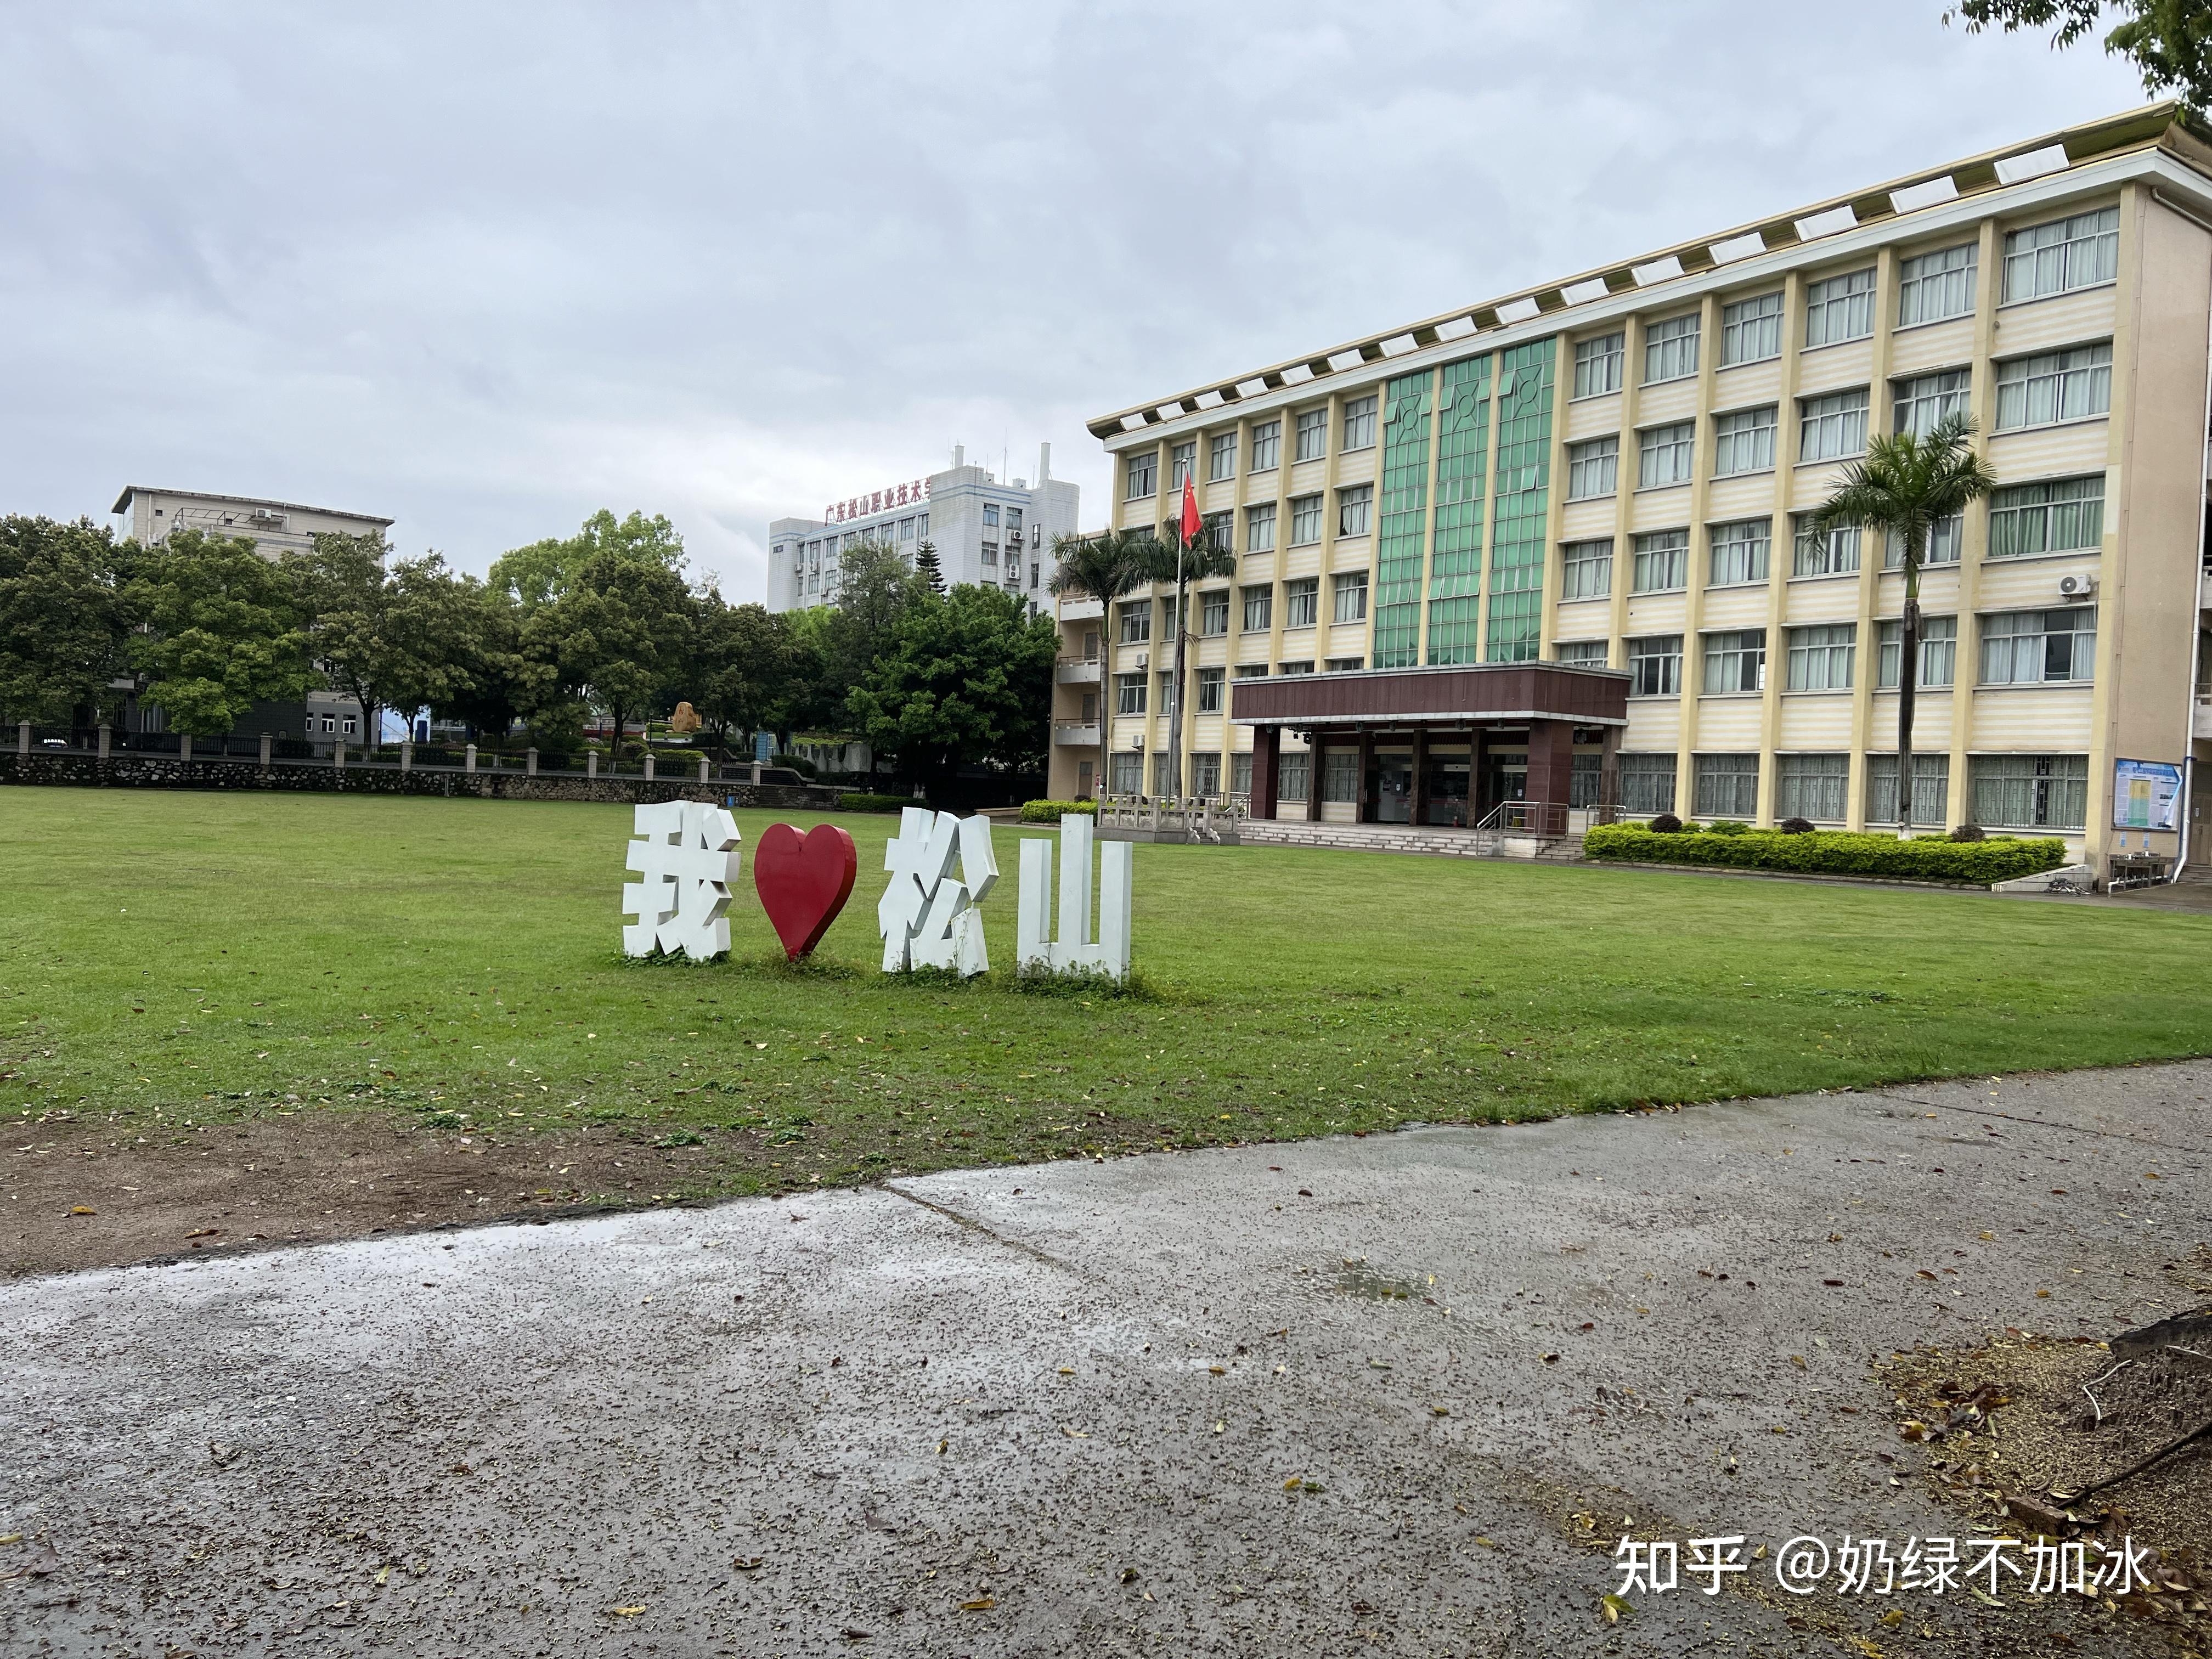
(622, 800), (742, 960)
(1016, 812), (1132, 980)
(877, 807), (999, 975)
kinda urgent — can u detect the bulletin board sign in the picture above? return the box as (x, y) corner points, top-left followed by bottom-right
(2112, 758), (2182, 831)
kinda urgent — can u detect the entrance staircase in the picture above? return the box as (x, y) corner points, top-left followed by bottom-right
(1238, 818), (1585, 862)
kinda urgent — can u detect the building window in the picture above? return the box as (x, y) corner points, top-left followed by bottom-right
(1702, 628), (1767, 693)
(1628, 634), (1683, 696)
(1884, 514), (1964, 568)
(980, 542), (998, 566)
(1804, 267), (1876, 348)
(1331, 570), (1368, 624)
(1031, 562), (1041, 589)
(1979, 606), (2096, 684)
(1196, 667), (1225, 713)
(342, 715), (358, 736)
(1712, 405), (1778, 476)
(1242, 584), (1272, 631)
(1792, 516), (1860, 577)
(1235, 663), (1268, 679)
(1799, 388), (1869, 461)
(1155, 672), (1179, 716)
(1250, 420), (1280, 472)
(1278, 658), (1315, 675)
(1169, 442), (1196, 490)
(1153, 752), (1178, 795)
(1295, 409), (1328, 462)
(1644, 313), (1700, 384)
(1204, 510), (1234, 553)
(1894, 369), (1970, 437)
(1786, 623), (1857, 690)
(1561, 539), (1612, 600)
(1200, 590), (1229, 636)
(1007, 507), (1023, 537)
(1994, 342), (2113, 430)
(1115, 673), (1147, 715)
(1158, 594), (1182, 638)
(1278, 751), (1310, 800)
(1336, 483), (1373, 538)
(1898, 243), (1977, 326)
(1289, 494), (1323, 546)
(1707, 517), (1770, 586)
(1876, 614), (1958, 687)
(1321, 750), (1360, 802)
(1209, 433), (1237, 481)
(1694, 754), (1761, 819)
(1987, 475), (2105, 557)
(1556, 639), (1610, 666)
(1189, 751), (1221, 795)
(1126, 451), (1156, 500)
(1566, 436), (1618, 500)
(1246, 502), (1277, 552)
(2003, 206), (2120, 303)
(1631, 529), (1689, 594)
(1118, 601), (1151, 643)
(1971, 753), (2087, 829)
(1638, 421), (1695, 488)
(1721, 291), (1784, 365)
(1775, 753), (1849, 821)
(1230, 752), (1252, 797)
(1621, 752), (1677, 815)
(1867, 753), (1950, 824)
(1109, 752), (1142, 793)
(1573, 331), (1624, 398)
(1284, 577), (1319, 629)
(1342, 395), (1377, 452)
(983, 504), (1000, 528)
(1327, 656), (1364, 672)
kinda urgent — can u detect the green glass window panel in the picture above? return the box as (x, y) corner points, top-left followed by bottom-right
(1426, 354), (1493, 664)
(1486, 338), (1554, 663)
(1373, 368), (1434, 669)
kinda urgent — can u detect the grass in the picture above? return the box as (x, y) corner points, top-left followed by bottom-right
(5, 788), (2212, 1195)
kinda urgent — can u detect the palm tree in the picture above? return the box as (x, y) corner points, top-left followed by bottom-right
(1137, 519), (1236, 800)
(1048, 529), (1148, 798)
(1808, 413), (1996, 838)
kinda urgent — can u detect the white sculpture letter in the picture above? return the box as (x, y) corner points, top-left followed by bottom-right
(622, 800), (742, 960)
(1016, 812), (1131, 980)
(877, 807), (998, 976)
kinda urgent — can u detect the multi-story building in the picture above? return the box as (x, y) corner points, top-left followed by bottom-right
(766, 445), (1079, 613)
(1051, 104), (2212, 872)
(110, 485), (393, 748)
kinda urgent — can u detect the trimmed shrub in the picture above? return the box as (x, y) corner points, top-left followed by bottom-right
(837, 792), (912, 814)
(1019, 799), (1098, 823)
(1777, 816), (1815, 835)
(1706, 820), (1752, 836)
(1648, 812), (1684, 834)
(1950, 823), (1987, 843)
(1583, 823), (2067, 884)
(771, 752), (819, 780)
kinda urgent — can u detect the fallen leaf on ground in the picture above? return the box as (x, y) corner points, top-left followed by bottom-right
(960, 1596), (996, 1611)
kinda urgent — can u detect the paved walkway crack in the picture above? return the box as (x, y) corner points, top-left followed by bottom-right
(1874, 1090), (2212, 1158)
(881, 1183), (1098, 1280)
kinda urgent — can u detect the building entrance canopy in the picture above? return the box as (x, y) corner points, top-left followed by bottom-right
(1231, 662), (1630, 829)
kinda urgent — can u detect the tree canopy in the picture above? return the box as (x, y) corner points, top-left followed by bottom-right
(1949, 0), (2212, 111)
(125, 530), (311, 737)
(489, 509), (687, 611)
(845, 583), (1057, 781)
(0, 516), (131, 726)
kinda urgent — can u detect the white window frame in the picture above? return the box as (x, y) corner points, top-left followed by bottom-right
(1207, 433), (1236, 481)
(1892, 369), (1970, 437)
(1250, 420), (1280, 472)
(1707, 518), (1770, 587)
(1883, 514), (1964, 569)
(1125, 451), (1156, 500)
(1720, 291), (1784, 366)
(1791, 517), (1861, 578)
(1245, 502), (1277, 553)
(1560, 539), (1612, 601)
(1627, 634), (1684, 697)
(2002, 206), (2120, 303)
(1786, 623), (1857, 691)
(1702, 628), (1767, 694)
(1804, 267), (1876, 348)
(1798, 388), (1869, 462)
(1294, 409), (1328, 463)
(1195, 666), (1225, 714)
(1336, 483), (1373, 539)
(1241, 584), (1272, 631)
(1199, 589), (1230, 637)
(1987, 474), (2104, 560)
(1876, 614), (1958, 688)
(1897, 242), (1977, 328)
(1341, 396), (1377, 453)
(1630, 529), (1689, 594)
(1283, 577), (1319, 629)
(1638, 421), (1695, 489)
(1566, 436), (1618, 500)
(1572, 332), (1624, 398)
(1978, 606), (2097, 685)
(1644, 313), (1700, 385)
(1288, 494), (1323, 546)
(1993, 342), (2113, 431)
(1774, 753), (1850, 821)
(1555, 640), (1610, 666)
(1712, 405), (1777, 476)
(1331, 569), (1368, 624)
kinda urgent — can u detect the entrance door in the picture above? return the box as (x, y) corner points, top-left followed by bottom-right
(1369, 749), (1414, 822)
(1424, 751), (1470, 826)
(1482, 750), (1528, 816)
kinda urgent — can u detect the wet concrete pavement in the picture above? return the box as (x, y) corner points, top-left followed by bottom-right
(3, 1063), (2208, 1657)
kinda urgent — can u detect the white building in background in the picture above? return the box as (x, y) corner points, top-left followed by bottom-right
(766, 443), (1080, 613)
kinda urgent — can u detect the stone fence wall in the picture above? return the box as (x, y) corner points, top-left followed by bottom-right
(0, 751), (843, 812)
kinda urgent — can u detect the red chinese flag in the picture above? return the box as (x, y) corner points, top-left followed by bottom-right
(1179, 476), (1201, 545)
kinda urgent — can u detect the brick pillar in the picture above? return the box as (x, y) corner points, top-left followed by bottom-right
(1355, 728), (1375, 823)
(1410, 728), (1430, 827)
(1471, 728), (1489, 819)
(1251, 726), (1280, 820)
(1526, 719), (1575, 835)
(527, 747), (539, 776)
(1305, 740), (1323, 821)
(98, 724), (111, 759)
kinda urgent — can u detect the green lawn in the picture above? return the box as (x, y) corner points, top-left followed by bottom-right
(5, 788), (2211, 1190)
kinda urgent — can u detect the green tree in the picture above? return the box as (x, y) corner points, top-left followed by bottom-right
(0, 516), (132, 728)
(125, 530), (311, 738)
(433, 575), (542, 743)
(1138, 522), (1235, 798)
(693, 594), (810, 748)
(490, 509), (686, 612)
(822, 540), (926, 706)
(1948, 1), (2212, 110)
(913, 540), (945, 593)
(845, 584), (1056, 786)
(1809, 414), (1997, 835)
(522, 552), (696, 748)
(286, 532), (482, 745)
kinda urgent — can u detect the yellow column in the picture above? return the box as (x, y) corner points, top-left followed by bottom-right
(1538, 332), (1573, 661)
(1948, 217), (2004, 832)
(1754, 272), (1810, 826)
(1318, 388), (1347, 661)
(1674, 294), (1725, 815)
(1264, 409), (1291, 676)
(1606, 318), (1645, 670)
(2083, 182), (2145, 867)
(1845, 246), (1900, 831)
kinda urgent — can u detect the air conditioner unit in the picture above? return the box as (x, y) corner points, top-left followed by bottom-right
(2058, 572), (2098, 599)
(1132, 651), (1148, 669)
(1131, 734), (1145, 749)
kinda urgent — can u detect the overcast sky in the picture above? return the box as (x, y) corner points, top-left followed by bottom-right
(0, 2), (2148, 600)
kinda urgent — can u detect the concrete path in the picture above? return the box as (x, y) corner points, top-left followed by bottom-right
(4, 1064), (2207, 1657)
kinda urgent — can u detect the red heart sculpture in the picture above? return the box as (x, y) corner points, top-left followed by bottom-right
(754, 822), (858, 961)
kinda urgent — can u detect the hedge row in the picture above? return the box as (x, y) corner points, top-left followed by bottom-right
(1019, 799), (1098, 823)
(837, 792), (912, 814)
(1582, 823), (2068, 884)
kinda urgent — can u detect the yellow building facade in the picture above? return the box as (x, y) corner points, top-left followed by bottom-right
(1048, 105), (2212, 872)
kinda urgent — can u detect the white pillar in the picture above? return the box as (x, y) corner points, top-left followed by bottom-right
(258, 731), (272, 768)
(465, 743), (477, 774)
(98, 724), (111, 759)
